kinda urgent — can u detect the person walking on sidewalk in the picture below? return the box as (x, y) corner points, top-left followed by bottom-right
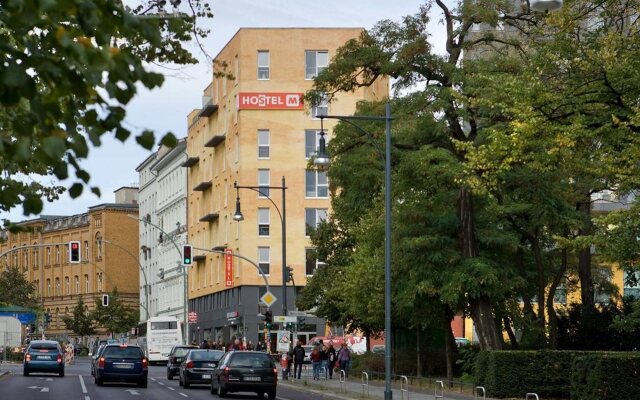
(326, 343), (337, 379)
(337, 343), (351, 378)
(292, 341), (306, 379)
(310, 346), (321, 380)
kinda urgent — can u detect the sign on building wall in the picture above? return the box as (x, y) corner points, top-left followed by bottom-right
(225, 248), (234, 287)
(237, 92), (304, 110)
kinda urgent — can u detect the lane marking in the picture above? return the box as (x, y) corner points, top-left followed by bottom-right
(85, 396), (91, 400)
(79, 375), (88, 393)
(179, 393), (188, 397)
(158, 381), (165, 385)
(168, 387), (175, 391)
(150, 378), (157, 381)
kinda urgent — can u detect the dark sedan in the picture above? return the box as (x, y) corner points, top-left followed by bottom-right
(94, 344), (148, 387)
(166, 345), (197, 380)
(23, 340), (65, 377)
(91, 343), (107, 376)
(179, 349), (224, 388)
(210, 351), (277, 399)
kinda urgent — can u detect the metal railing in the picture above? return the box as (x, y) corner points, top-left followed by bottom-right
(475, 386), (486, 400)
(400, 375), (409, 400)
(339, 369), (346, 392)
(362, 372), (370, 397)
(525, 394), (540, 400)
(435, 380), (445, 399)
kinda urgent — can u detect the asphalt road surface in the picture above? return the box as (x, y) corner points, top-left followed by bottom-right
(0, 357), (331, 400)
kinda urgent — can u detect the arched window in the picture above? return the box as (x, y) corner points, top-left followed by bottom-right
(83, 240), (89, 261)
(84, 274), (89, 293)
(33, 242), (39, 267)
(74, 275), (79, 294)
(97, 273), (103, 292)
(23, 247), (28, 270)
(12, 246), (17, 266)
(55, 278), (61, 295)
(46, 279), (51, 296)
(65, 276), (70, 294)
(55, 245), (60, 264)
(47, 247), (51, 265)
(95, 233), (103, 259)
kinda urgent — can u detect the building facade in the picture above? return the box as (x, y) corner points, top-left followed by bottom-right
(0, 187), (140, 339)
(136, 140), (188, 322)
(184, 28), (388, 347)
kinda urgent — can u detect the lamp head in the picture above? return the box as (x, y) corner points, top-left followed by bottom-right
(314, 120), (330, 166)
(233, 197), (244, 221)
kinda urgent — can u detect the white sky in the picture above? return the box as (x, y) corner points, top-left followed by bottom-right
(3, 0), (446, 222)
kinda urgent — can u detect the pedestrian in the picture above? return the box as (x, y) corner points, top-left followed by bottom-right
(256, 341), (264, 351)
(246, 340), (254, 351)
(318, 340), (328, 379)
(292, 341), (305, 379)
(310, 346), (321, 380)
(280, 352), (290, 380)
(65, 341), (74, 365)
(201, 339), (210, 349)
(326, 343), (337, 379)
(337, 343), (351, 378)
(217, 339), (224, 350)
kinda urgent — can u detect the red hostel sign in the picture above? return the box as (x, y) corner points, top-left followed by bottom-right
(238, 92), (304, 110)
(225, 248), (234, 287)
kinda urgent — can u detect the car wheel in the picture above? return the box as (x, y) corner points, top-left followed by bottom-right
(257, 391), (264, 398)
(167, 370), (173, 380)
(179, 373), (183, 386)
(59, 370), (65, 377)
(23, 368), (29, 377)
(138, 379), (148, 388)
(218, 382), (226, 397)
(267, 389), (276, 399)
(183, 376), (190, 389)
(96, 375), (104, 386)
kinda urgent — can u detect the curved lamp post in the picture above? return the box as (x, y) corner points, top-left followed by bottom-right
(233, 178), (289, 316)
(315, 101), (393, 400)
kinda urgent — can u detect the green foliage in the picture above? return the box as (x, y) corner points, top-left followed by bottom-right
(571, 353), (640, 400)
(455, 344), (480, 377)
(350, 352), (385, 376)
(0, 266), (41, 309)
(0, 0), (214, 218)
(2, 347), (25, 362)
(90, 288), (137, 335)
(61, 297), (96, 337)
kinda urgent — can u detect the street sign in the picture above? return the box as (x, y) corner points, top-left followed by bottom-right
(188, 311), (198, 324)
(276, 330), (291, 352)
(287, 311), (308, 317)
(260, 291), (277, 308)
(274, 316), (297, 323)
(226, 311), (239, 319)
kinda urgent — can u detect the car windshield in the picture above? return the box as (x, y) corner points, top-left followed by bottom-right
(228, 353), (273, 368)
(103, 346), (143, 359)
(30, 343), (58, 351)
(173, 347), (193, 357)
(190, 350), (223, 361)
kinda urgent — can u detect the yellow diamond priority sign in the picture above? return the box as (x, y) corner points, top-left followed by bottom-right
(260, 291), (277, 308)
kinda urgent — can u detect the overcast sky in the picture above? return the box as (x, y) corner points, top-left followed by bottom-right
(3, 0), (445, 223)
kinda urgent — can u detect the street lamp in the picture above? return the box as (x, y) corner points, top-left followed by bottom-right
(234, 177), (288, 316)
(315, 101), (393, 400)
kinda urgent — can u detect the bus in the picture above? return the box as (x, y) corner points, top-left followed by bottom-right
(135, 316), (183, 364)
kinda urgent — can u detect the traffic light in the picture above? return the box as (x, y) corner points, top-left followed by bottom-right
(264, 310), (273, 330)
(69, 241), (81, 263)
(182, 244), (192, 266)
(102, 294), (109, 307)
(285, 266), (293, 283)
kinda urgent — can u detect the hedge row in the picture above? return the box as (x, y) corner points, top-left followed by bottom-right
(476, 351), (640, 399)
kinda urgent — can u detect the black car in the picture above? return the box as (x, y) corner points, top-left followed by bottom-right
(210, 351), (277, 399)
(91, 343), (108, 376)
(179, 349), (224, 388)
(167, 345), (197, 380)
(94, 344), (148, 387)
(23, 340), (65, 377)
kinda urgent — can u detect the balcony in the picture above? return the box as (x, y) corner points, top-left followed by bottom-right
(199, 213), (219, 222)
(181, 156), (200, 168)
(198, 96), (218, 118)
(204, 134), (226, 148)
(193, 255), (206, 263)
(193, 180), (212, 191)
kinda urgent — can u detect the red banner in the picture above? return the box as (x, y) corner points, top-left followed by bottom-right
(225, 248), (234, 287)
(238, 92), (304, 110)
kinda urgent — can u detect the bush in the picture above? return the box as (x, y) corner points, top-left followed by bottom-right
(475, 351), (575, 398)
(571, 353), (640, 400)
(1, 346), (25, 362)
(351, 352), (385, 376)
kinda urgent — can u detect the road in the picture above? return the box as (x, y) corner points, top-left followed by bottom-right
(0, 357), (335, 400)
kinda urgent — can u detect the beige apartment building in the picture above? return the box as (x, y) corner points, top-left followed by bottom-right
(185, 28), (388, 346)
(0, 188), (140, 339)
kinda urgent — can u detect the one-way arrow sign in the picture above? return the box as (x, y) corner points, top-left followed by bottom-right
(27, 386), (49, 392)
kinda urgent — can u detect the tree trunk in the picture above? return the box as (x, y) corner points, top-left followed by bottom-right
(503, 316), (518, 349)
(416, 325), (421, 377)
(443, 306), (457, 387)
(516, 245), (537, 321)
(547, 248), (567, 349)
(577, 199), (595, 311)
(458, 186), (502, 350)
(364, 329), (371, 353)
(531, 240), (547, 339)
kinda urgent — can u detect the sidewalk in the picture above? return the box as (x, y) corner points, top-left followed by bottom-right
(280, 367), (495, 400)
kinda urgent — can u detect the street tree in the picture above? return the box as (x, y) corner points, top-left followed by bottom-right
(0, 265), (41, 309)
(0, 0), (216, 221)
(91, 288), (138, 335)
(62, 297), (96, 338)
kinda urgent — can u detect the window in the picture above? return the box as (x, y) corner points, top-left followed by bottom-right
(305, 170), (328, 198)
(47, 247), (51, 265)
(33, 244), (38, 267)
(258, 208), (270, 236)
(258, 130), (270, 158)
(55, 245), (60, 264)
(311, 93), (328, 118)
(74, 275), (79, 294)
(96, 233), (102, 259)
(84, 240), (89, 260)
(23, 249), (28, 270)
(593, 268), (612, 304)
(257, 50), (270, 80)
(305, 208), (328, 236)
(55, 278), (61, 295)
(65, 276), (70, 294)
(97, 273), (103, 292)
(46, 279), (51, 296)
(305, 50), (328, 79)
(258, 169), (270, 198)
(258, 247), (270, 275)
(623, 270), (640, 299)
(305, 129), (327, 158)
(306, 248), (325, 276)
(84, 274), (89, 293)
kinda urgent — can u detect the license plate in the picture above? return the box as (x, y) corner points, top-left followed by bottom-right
(244, 376), (260, 382)
(37, 356), (50, 360)
(114, 363), (134, 369)
(202, 374), (211, 379)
